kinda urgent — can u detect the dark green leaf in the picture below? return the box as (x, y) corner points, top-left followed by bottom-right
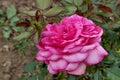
(36, 0), (53, 10)
(65, 5), (77, 15)
(13, 32), (31, 41)
(104, 67), (120, 80)
(0, 9), (4, 15)
(67, 75), (76, 80)
(112, 22), (120, 29)
(2, 26), (11, 39)
(10, 16), (19, 23)
(24, 61), (36, 72)
(17, 77), (27, 80)
(38, 73), (44, 80)
(44, 7), (64, 17)
(37, 67), (48, 80)
(28, 76), (36, 80)
(65, 0), (73, 3)
(94, 70), (102, 80)
(79, 4), (88, 12)
(73, 0), (83, 6)
(0, 19), (4, 26)
(22, 10), (36, 16)
(7, 5), (16, 19)
(12, 27), (24, 32)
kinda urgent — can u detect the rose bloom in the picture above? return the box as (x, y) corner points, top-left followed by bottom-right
(36, 14), (108, 75)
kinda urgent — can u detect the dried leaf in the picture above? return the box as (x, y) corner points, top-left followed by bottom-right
(98, 4), (112, 13)
(35, 10), (40, 21)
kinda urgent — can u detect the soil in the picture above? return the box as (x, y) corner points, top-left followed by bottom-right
(0, 0), (36, 80)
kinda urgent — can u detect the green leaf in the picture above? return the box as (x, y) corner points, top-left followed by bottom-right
(37, 67), (48, 80)
(112, 22), (120, 29)
(17, 77), (27, 80)
(73, 0), (83, 6)
(0, 9), (4, 15)
(13, 32), (31, 41)
(104, 67), (120, 80)
(38, 73), (44, 80)
(36, 0), (52, 10)
(24, 61), (36, 73)
(91, 16), (103, 23)
(22, 10), (36, 16)
(65, 5), (77, 15)
(2, 26), (11, 39)
(67, 75), (76, 80)
(94, 70), (102, 80)
(44, 7), (64, 17)
(7, 5), (16, 19)
(12, 26), (24, 32)
(28, 76), (36, 80)
(0, 19), (4, 26)
(79, 4), (88, 12)
(65, 0), (73, 3)
(10, 16), (19, 23)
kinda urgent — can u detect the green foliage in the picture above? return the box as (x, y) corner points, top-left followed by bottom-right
(93, 70), (102, 80)
(104, 67), (120, 80)
(17, 62), (49, 80)
(28, 75), (36, 80)
(24, 61), (36, 72)
(14, 39), (34, 53)
(64, 5), (77, 15)
(67, 75), (77, 80)
(37, 68), (48, 80)
(17, 77), (27, 80)
(13, 32), (31, 41)
(0, 5), (22, 39)
(0, 9), (4, 15)
(22, 10), (36, 16)
(36, 0), (53, 10)
(44, 7), (64, 17)
(6, 5), (17, 19)
(73, 0), (83, 6)
(2, 26), (11, 39)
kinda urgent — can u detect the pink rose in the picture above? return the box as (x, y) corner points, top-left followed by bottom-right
(36, 14), (108, 75)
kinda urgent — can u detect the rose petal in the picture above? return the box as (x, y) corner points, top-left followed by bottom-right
(67, 46), (82, 53)
(61, 14), (83, 42)
(48, 54), (61, 60)
(41, 37), (52, 45)
(42, 31), (56, 37)
(48, 65), (57, 74)
(45, 47), (60, 54)
(68, 63), (86, 75)
(80, 43), (98, 52)
(85, 44), (108, 65)
(49, 59), (68, 71)
(82, 17), (94, 25)
(87, 37), (101, 44)
(75, 37), (89, 45)
(36, 43), (44, 50)
(96, 44), (108, 56)
(38, 51), (51, 57)
(63, 43), (75, 53)
(36, 53), (46, 61)
(63, 53), (87, 62)
(66, 63), (79, 71)
(96, 26), (103, 37)
(45, 24), (52, 31)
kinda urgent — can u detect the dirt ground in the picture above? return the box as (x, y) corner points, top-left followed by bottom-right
(0, 0), (36, 80)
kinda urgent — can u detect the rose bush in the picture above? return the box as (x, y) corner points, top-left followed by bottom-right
(36, 14), (108, 75)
